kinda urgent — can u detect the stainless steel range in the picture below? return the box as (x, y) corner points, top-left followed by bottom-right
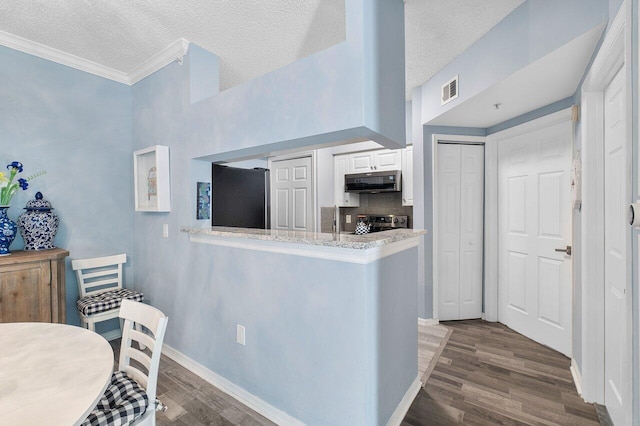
(358, 214), (409, 233)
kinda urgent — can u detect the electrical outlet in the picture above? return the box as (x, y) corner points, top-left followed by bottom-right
(162, 224), (169, 238)
(236, 325), (246, 345)
(346, 215), (351, 224)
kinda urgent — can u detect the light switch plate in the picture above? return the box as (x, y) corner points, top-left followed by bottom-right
(236, 325), (246, 345)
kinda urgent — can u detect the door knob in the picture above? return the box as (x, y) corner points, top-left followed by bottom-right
(555, 245), (572, 255)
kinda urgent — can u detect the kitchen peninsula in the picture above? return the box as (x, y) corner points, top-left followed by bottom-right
(180, 226), (425, 425)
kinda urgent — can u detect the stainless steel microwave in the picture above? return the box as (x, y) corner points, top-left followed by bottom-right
(344, 170), (401, 193)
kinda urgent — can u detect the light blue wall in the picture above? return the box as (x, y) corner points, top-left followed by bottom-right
(189, 43), (219, 105)
(130, 0), (409, 423)
(608, 0), (624, 25)
(0, 45), (133, 331)
(180, 0), (404, 166)
(362, 0), (406, 148)
(370, 248), (418, 424)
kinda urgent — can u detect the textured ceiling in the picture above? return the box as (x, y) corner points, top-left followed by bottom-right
(0, 0), (523, 99)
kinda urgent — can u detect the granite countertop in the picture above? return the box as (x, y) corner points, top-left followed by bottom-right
(182, 226), (426, 250)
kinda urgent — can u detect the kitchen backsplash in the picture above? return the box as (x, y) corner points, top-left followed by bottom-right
(319, 192), (413, 233)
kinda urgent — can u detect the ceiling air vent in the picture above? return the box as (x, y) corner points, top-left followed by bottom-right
(441, 75), (459, 106)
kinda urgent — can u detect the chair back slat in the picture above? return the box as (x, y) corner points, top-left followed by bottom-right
(122, 365), (149, 391)
(82, 269), (120, 280)
(119, 299), (168, 405)
(127, 346), (152, 372)
(130, 329), (156, 353)
(72, 254), (126, 298)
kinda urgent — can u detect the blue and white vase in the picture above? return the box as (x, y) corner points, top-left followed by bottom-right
(0, 205), (18, 256)
(18, 192), (59, 251)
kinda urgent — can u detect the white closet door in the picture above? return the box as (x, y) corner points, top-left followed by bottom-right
(438, 144), (484, 321)
(459, 145), (484, 319)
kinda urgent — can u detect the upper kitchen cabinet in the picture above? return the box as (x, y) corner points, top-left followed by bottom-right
(349, 149), (401, 173)
(402, 146), (413, 206)
(334, 154), (360, 207)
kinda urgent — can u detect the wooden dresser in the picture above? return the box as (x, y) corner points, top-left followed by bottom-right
(0, 248), (69, 323)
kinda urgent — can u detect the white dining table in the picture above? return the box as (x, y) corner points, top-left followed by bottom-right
(0, 322), (114, 426)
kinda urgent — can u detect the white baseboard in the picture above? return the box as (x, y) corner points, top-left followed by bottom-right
(418, 317), (439, 326)
(570, 358), (583, 396)
(162, 344), (305, 426)
(386, 375), (421, 426)
(102, 329), (122, 342)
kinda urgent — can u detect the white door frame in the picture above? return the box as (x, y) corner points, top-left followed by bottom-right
(268, 151), (317, 232)
(580, 6), (632, 417)
(432, 134), (492, 321)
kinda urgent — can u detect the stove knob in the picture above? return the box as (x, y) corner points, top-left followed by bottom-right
(393, 218), (399, 223)
(400, 218), (406, 224)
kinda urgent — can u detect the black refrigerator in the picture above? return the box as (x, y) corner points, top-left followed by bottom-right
(211, 164), (270, 229)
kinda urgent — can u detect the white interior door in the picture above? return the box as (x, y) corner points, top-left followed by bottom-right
(271, 156), (313, 231)
(437, 143), (484, 321)
(498, 118), (572, 356)
(603, 67), (627, 426)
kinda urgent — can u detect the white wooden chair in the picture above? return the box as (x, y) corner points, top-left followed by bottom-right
(72, 254), (144, 333)
(82, 299), (169, 426)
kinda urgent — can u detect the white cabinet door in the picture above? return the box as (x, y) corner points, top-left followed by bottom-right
(350, 149), (402, 172)
(375, 149), (402, 171)
(402, 146), (413, 206)
(271, 156), (313, 231)
(437, 144), (484, 321)
(349, 152), (375, 173)
(334, 154), (359, 207)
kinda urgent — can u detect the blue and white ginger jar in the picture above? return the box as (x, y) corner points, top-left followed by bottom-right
(18, 192), (59, 251)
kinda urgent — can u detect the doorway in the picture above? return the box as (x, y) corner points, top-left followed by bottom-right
(495, 112), (573, 357)
(580, 7), (632, 421)
(269, 155), (314, 231)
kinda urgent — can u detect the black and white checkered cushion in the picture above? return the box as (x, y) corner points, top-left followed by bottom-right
(77, 289), (144, 316)
(82, 371), (148, 426)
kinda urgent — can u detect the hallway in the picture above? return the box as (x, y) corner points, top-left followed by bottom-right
(403, 320), (602, 425)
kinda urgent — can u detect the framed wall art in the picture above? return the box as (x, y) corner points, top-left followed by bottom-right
(134, 145), (170, 212)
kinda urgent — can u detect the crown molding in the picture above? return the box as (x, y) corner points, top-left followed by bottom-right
(0, 30), (190, 86)
(0, 29), (130, 84)
(127, 38), (190, 85)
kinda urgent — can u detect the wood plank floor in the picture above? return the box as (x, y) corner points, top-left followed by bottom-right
(418, 322), (452, 385)
(111, 320), (599, 425)
(110, 340), (276, 426)
(403, 320), (601, 426)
